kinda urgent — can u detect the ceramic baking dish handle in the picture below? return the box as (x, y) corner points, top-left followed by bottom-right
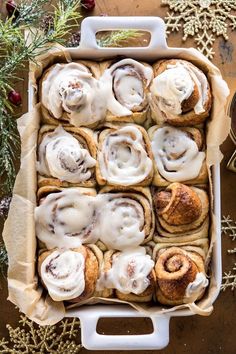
(79, 16), (167, 52)
(67, 305), (170, 350)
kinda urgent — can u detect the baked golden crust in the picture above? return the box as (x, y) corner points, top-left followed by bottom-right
(37, 124), (97, 189)
(96, 124), (154, 187)
(36, 185), (96, 202)
(154, 246), (206, 305)
(153, 184), (209, 243)
(148, 125), (208, 186)
(151, 59), (212, 126)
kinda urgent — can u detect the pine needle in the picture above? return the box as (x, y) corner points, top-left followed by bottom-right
(97, 30), (141, 47)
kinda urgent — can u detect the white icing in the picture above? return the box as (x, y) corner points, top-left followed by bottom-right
(151, 126), (205, 182)
(184, 272), (209, 303)
(98, 125), (153, 185)
(98, 195), (145, 250)
(35, 189), (100, 249)
(37, 126), (96, 182)
(151, 66), (194, 115)
(35, 190), (147, 251)
(41, 249), (85, 301)
(100, 59), (153, 116)
(96, 248), (154, 295)
(150, 62), (208, 116)
(42, 62), (107, 126)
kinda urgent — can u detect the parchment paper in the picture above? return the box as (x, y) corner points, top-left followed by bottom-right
(3, 46), (231, 325)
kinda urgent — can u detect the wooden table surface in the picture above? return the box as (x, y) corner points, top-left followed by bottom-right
(0, 1), (236, 353)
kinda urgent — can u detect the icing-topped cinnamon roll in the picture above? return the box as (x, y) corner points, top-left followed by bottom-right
(153, 183), (209, 243)
(100, 59), (153, 124)
(150, 59), (211, 126)
(154, 247), (208, 305)
(35, 188), (101, 249)
(96, 247), (155, 302)
(40, 61), (106, 127)
(98, 186), (155, 251)
(148, 125), (208, 186)
(37, 125), (96, 187)
(96, 124), (154, 186)
(38, 246), (99, 302)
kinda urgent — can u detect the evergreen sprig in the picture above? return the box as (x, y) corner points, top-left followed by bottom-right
(0, 0), (81, 193)
(97, 30), (141, 47)
(0, 242), (8, 278)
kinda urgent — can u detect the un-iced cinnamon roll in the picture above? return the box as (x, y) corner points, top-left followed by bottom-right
(38, 245), (100, 302)
(96, 124), (154, 186)
(153, 183), (209, 243)
(97, 186), (155, 250)
(96, 247), (155, 302)
(40, 61), (106, 127)
(149, 125), (208, 186)
(154, 247), (209, 305)
(150, 59), (211, 126)
(37, 125), (97, 188)
(35, 188), (100, 249)
(100, 59), (153, 124)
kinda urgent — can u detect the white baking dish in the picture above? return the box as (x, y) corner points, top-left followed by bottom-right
(28, 16), (222, 351)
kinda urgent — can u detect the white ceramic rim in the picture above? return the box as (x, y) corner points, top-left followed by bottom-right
(28, 16), (222, 351)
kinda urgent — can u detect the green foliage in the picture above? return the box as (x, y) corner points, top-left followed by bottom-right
(0, 242), (8, 278)
(98, 29), (141, 47)
(0, 0), (81, 193)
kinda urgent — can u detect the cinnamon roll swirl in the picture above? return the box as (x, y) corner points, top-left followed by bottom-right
(35, 188), (100, 249)
(153, 183), (209, 243)
(96, 247), (155, 302)
(38, 245), (99, 302)
(37, 125), (96, 188)
(154, 247), (209, 305)
(100, 59), (153, 124)
(148, 125), (208, 186)
(97, 186), (155, 251)
(150, 59), (211, 126)
(96, 124), (154, 187)
(40, 61), (106, 128)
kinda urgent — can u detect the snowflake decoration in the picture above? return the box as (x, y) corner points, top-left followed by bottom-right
(162, 0), (236, 59)
(221, 215), (236, 292)
(221, 215), (236, 241)
(0, 315), (82, 353)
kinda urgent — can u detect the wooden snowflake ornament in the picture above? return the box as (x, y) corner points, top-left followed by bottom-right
(221, 215), (236, 292)
(162, 0), (236, 59)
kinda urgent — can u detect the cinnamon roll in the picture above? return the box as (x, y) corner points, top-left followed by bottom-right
(96, 247), (155, 302)
(100, 59), (153, 124)
(96, 124), (154, 187)
(40, 61), (106, 128)
(37, 125), (97, 188)
(38, 245), (100, 302)
(35, 188), (100, 249)
(148, 125), (208, 186)
(97, 186), (155, 250)
(150, 59), (211, 126)
(153, 183), (209, 243)
(154, 247), (209, 305)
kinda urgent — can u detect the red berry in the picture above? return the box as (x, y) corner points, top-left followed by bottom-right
(81, 0), (95, 11)
(8, 90), (22, 106)
(6, 0), (17, 15)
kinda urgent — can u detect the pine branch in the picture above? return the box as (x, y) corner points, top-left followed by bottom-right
(0, 0), (82, 193)
(97, 30), (141, 47)
(0, 242), (8, 278)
